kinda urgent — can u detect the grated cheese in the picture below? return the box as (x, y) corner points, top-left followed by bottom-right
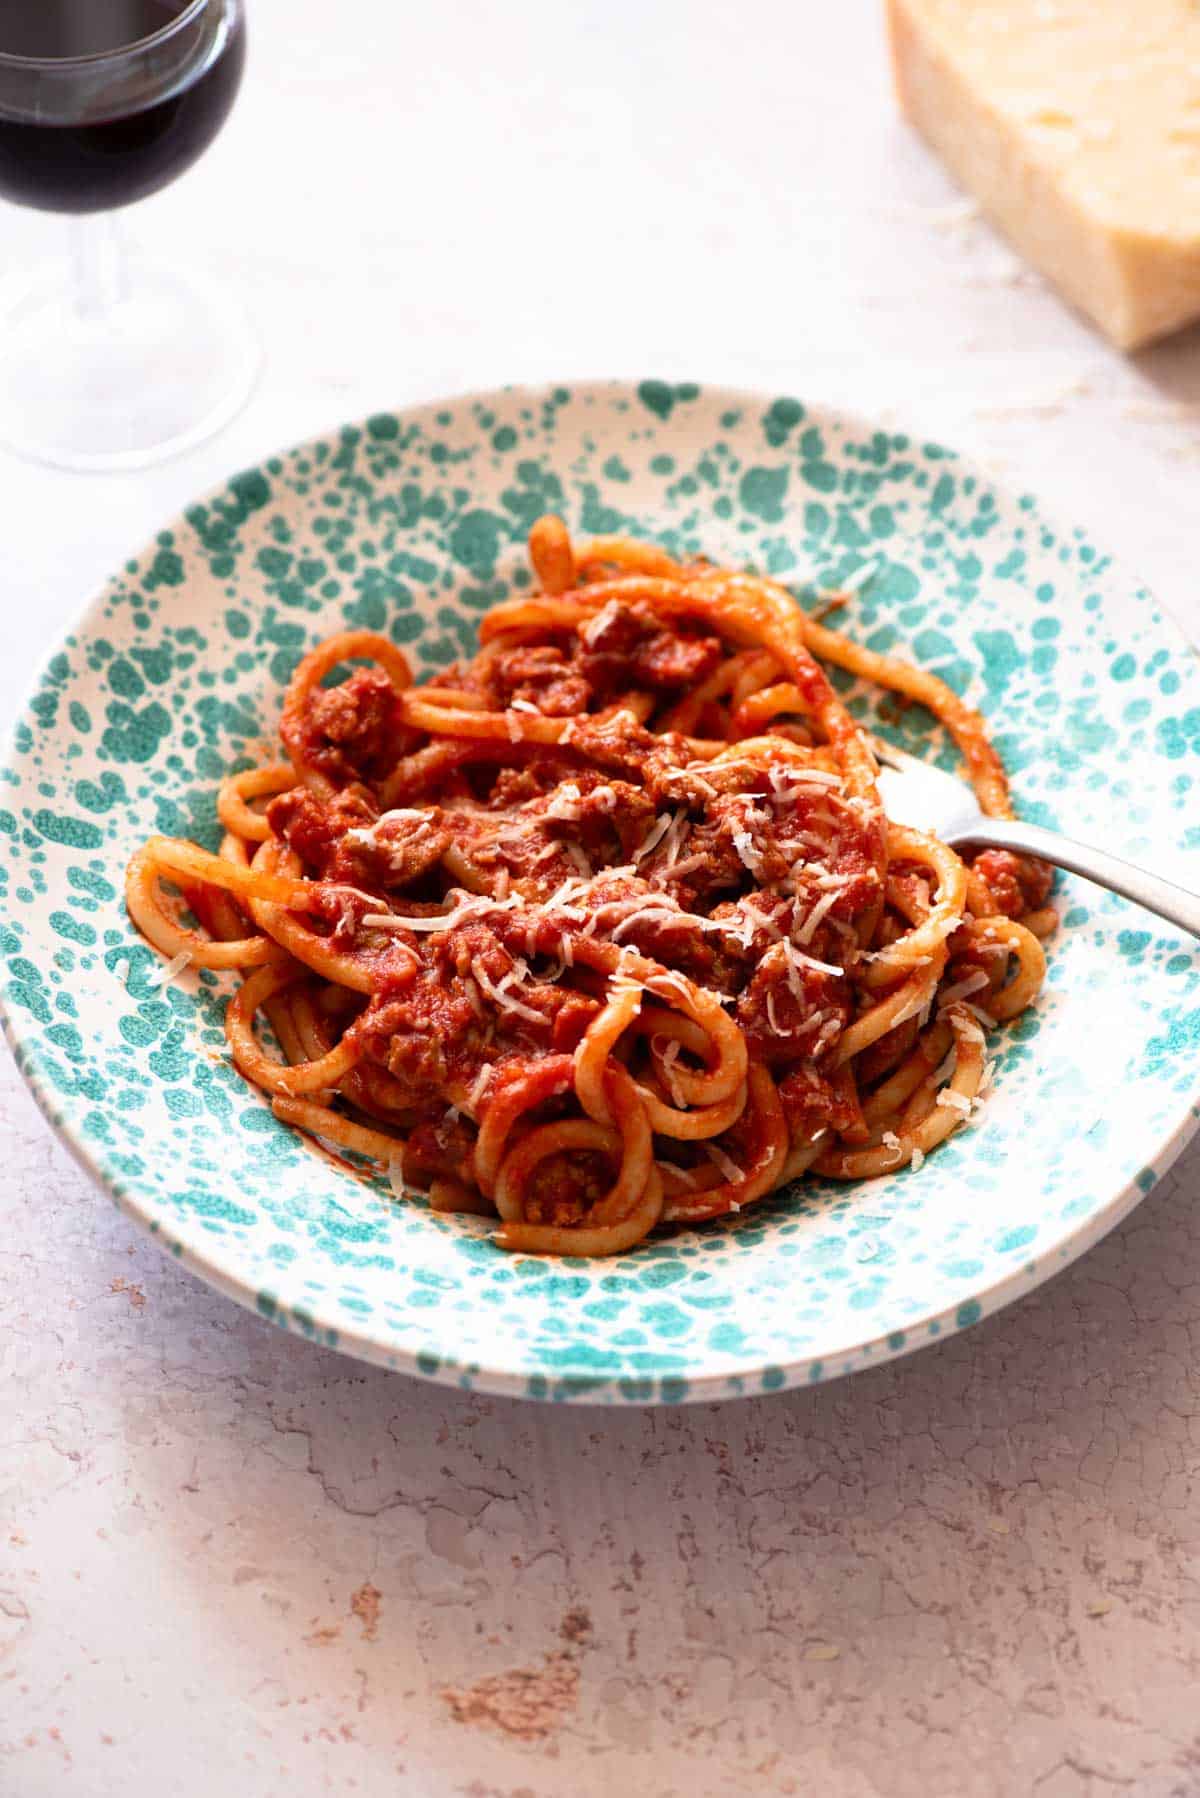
(472, 960), (545, 1025)
(466, 1065), (493, 1112)
(732, 829), (763, 875)
(649, 969), (695, 1005)
(596, 707), (639, 734)
(661, 764), (718, 800)
(609, 974), (645, 1015)
(580, 597), (623, 648)
(739, 894), (782, 942)
(343, 807), (433, 850)
(654, 853), (706, 882)
(936, 1088), (972, 1117)
(543, 783), (583, 822)
(703, 1142), (743, 1184)
(784, 939), (844, 980)
(660, 810), (690, 868)
(938, 968), (991, 1008)
(794, 886), (842, 946)
(611, 905), (683, 942)
(658, 1037), (685, 1106)
(633, 813), (673, 862)
(829, 556), (879, 596)
(147, 949), (193, 990)
(361, 891), (520, 934)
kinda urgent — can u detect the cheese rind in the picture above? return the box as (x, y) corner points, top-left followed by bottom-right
(887, 0), (1200, 350)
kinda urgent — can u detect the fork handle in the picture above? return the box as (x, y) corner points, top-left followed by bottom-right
(951, 817), (1200, 941)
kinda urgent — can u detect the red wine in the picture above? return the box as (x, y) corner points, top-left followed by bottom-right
(0, 3), (244, 215)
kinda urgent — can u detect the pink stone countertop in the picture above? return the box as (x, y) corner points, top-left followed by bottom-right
(4, 3), (1200, 1792)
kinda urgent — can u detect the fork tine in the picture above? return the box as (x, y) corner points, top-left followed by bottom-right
(868, 734), (927, 773)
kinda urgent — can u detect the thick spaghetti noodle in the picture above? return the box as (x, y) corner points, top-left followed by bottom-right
(126, 517), (1052, 1256)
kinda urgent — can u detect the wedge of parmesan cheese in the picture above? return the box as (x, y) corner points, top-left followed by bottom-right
(887, 0), (1200, 348)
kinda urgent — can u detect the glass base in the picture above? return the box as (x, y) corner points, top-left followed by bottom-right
(0, 256), (259, 471)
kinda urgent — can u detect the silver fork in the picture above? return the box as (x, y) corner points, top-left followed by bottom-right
(872, 737), (1200, 940)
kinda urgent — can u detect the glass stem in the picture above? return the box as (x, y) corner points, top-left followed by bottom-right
(69, 214), (127, 323)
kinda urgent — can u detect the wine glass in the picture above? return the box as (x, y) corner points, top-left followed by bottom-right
(0, 0), (255, 471)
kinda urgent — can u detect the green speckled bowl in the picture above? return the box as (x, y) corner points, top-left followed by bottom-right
(3, 381), (1200, 1403)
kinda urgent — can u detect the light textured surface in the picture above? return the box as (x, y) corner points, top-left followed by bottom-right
(3, 1), (1200, 1792)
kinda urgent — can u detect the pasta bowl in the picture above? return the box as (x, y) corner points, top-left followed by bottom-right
(3, 380), (1199, 1401)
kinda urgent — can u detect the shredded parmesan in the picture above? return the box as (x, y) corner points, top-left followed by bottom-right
(611, 905), (682, 942)
(703, 1142), (743, 1184)
(654, 853), (706, 882)
(937, 969), (991, 1008)
(466, 1065), (493, 1113)
(388, 1155), (407, 1204)
(659, 810), (690, 867)
(147, 949), (192, 989)
(657, 1159), (697, 1188)
(609, 974), (645, 1015)
(361, 891), (520, 934)
(784, 940), (844, 980)
(580, 598), (623, 648)
(543, 783), (583, 822)
(472, 961), (545, 1025)
(739, 894), (782, 942)
(596, 707), (639, 734)
(794, 886), (842, 946)
(344, 807), (433, 850)
(936, 1088), (972, 1117)
(633, 813), (673, 862)
(661, 764), (717, 800)
(910, 1145), (925, 1173)
(768, 761), (842, 800)
(510, 697), (540, 715)
(831, 556), (879, 596)
(657, 1037), (685, 1106)
(732, 829), (763, 875)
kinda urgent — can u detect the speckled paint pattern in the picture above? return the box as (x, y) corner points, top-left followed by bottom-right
(2, 380), (1199, 1402)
